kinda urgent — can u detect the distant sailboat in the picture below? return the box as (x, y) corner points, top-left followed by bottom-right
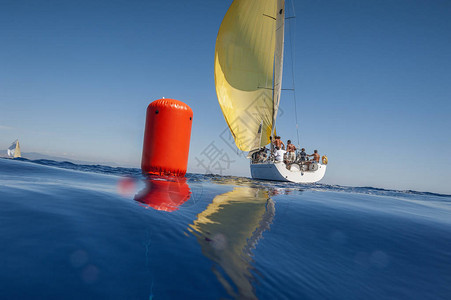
(214, 0), (327, 183)
(7, 139), (21, 158)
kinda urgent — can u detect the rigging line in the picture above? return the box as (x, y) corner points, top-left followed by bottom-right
(288, 0), (300, 147)
(258, 87), (295, 91)
(262, 14), (276, 20)
(289, 0), (296, 19)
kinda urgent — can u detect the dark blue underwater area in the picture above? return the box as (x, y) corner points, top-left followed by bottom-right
(1, 158), (450, 299)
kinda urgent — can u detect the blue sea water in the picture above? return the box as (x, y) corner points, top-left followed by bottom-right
(1, 158), (450, 299)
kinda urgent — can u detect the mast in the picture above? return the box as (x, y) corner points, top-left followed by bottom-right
(271, 0), (285, 138)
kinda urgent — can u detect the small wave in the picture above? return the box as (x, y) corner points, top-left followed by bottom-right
(314, 184), (451, 199)
(8, 157), (451, 199)
(12, 157), (141, 177)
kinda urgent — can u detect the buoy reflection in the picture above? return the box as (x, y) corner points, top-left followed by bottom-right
(117, 177), (137, 197)
(134, 176), (191, 211)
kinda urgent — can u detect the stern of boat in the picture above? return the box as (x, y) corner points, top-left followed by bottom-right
(250, 162), (326, 183)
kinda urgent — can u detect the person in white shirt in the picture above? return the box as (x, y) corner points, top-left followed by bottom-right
(274, 147), (286, 162)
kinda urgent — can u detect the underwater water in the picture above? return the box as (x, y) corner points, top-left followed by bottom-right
(1, 158), (450, 299)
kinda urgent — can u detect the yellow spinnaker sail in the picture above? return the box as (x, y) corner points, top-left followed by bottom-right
(215, 0), (285, 151)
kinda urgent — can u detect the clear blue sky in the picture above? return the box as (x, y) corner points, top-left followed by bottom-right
(1, 0), (450, 194)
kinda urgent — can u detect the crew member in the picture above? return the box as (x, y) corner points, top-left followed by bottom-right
(309, 150), (320, 163)
(273, 136), (285, 150)
(274, 146), (286, 162)
(286, 140), (296, 162)
(259, 147), (268, 162)
(299, 148), (307, 163)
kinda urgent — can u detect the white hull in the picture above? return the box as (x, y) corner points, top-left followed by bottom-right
(250, 161), (326, 183)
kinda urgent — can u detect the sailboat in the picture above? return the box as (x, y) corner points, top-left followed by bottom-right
(214, 0), (327, 183)
(7, 139), (21, 158)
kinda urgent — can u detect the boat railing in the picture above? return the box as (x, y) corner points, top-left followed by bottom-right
(250, 149), (321, 167)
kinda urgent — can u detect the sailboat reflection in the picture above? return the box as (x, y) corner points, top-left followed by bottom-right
(189, 186), (275, 299)
(134, 176), (191, 211)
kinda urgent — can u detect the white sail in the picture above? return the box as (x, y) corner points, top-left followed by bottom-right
(7, 139), (21, 158)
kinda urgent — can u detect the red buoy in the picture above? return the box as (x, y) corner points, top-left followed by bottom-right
(141, 98), (193, 177)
